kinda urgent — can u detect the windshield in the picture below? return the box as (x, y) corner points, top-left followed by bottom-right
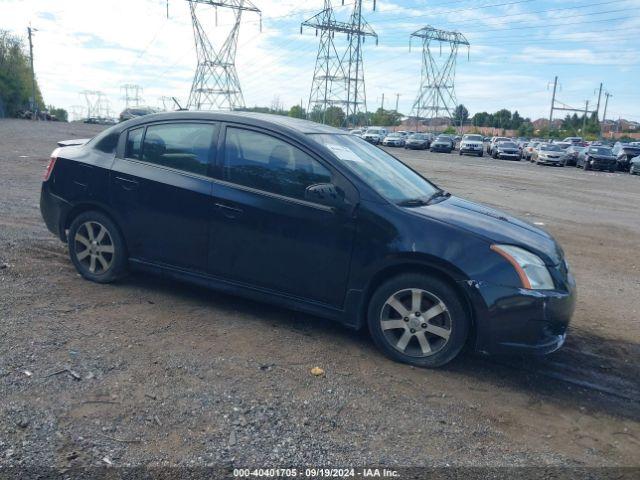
(463, 135), (483, 141)
(367, 129), (381, 135)
(435, 136), (450, 141)
(311, 134), (439, 203)
(541, 144), (562, 151)
(588, 147), (612, 155)
(387, 133), (402, 138)
(499, 142), (517, 148)
(409, 134), (427, 139)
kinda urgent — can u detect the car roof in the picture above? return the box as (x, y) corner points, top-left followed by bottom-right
(115, 110), (345, 135)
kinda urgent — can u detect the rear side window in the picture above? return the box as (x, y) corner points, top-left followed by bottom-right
(223, 127), (331, 200)
(126, 127), (144, 160)
(140, 123), (218, 175)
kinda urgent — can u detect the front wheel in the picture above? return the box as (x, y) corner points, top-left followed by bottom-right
(367, 273), (470, 368)
(68, 211), (128, 283)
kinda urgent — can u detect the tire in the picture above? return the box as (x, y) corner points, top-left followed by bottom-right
(478, 152), (483, 157)
(68, 210), (128, 283)
(367, 273), (470, 368)
(584, 162), (591, 171)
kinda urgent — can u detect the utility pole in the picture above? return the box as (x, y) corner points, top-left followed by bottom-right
(595, 82), (603, 120)
(380, 93), (384, 110)
(548, 75), (558, 127)
(582, 100), (589, 132)
(602, 92), (611, 123)
(395, 93), (400, 112)
(27, 26), (38, 119)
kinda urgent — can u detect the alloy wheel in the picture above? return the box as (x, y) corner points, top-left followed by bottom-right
(379, 288), (452, 357)
(73, 221), (115, 274)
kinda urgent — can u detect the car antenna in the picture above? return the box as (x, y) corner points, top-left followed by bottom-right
(172, 97), (187, 111)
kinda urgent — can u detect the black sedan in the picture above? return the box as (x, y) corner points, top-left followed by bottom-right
(40, 111), (575, 368)
(430, 135), (454, 153)
(404, 133), (431, 150)
(577, 146), (617, 171)
(492, 141), (521, 160)
(612, 143), (640, 171)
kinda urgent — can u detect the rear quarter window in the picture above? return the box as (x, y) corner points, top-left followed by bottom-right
(94, 132), (120, 154)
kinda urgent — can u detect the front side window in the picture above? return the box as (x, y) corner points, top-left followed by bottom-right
(139, 123), (218, 175)
(125, 127), (144, 160)
(311, 134), (439, 204)
(223, 128), (331, 200)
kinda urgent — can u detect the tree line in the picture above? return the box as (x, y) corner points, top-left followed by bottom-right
(0, 30), (67, 120)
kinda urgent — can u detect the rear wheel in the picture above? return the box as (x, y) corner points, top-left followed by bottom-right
(68, 211), (127, 283)
(367, 273), (469, 368)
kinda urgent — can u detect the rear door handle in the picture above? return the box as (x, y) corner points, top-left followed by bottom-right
(215, 202), (243, 218)
(115, 176), (139, 191)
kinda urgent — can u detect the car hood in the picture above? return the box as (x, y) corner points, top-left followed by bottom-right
(590, 154), (616, 160)
(409, 196), (563, 265)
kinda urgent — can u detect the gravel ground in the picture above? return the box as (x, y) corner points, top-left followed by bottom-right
(1, 119), (639, 472)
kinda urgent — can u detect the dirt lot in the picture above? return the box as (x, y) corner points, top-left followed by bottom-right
(1, 119), (639, 471)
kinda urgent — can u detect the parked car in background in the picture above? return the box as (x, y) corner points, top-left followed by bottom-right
(362, 127), (388, 145)
(119, 107), (158, 122)
(554, 142), (572, 151)
(563, 137), (583, 145)
(349, 129), (364, 137)
(488, 136), (510, 156)
(39, 111), (576, 367)
(459, 134), (484, 157)
(382, 132), (406, 147)
(493, 141), (521, 160)
(564, 145), (585, 166)
(523, 141), (540, 161)
(577, 146), (617, 171)
(404, 133), (431, 150)
(612, 142), (640, 171)
(532, 143), (565, 166)
(630, 155), (640, 175)
(430, 135), (455, 153)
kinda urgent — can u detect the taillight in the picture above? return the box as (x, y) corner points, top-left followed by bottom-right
(44, 148), (60, 181)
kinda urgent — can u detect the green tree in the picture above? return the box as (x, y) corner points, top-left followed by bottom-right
(370, 108), (402, 127)
(48, 105), (68, 122)
(493, 109), (512, 128)
(288, 104), (306, 119)
(452, 104), (469, 126)
(0, 30), (44, 116)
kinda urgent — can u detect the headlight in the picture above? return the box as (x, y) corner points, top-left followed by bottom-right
(490, 244), (555, 290)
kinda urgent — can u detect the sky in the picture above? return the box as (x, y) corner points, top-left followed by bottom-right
(2, 0), (640, 121)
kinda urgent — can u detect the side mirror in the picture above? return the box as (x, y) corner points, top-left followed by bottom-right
(305, 183), (345, 209)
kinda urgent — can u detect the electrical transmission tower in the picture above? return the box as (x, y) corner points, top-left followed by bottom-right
(186, 0), (261, 111)
(410, 26), (469, 129)
(121, 84), (144, 108)
(81, 90), (108, 118)
(70, 105), (86, 121)
(302, 0), (377, 127)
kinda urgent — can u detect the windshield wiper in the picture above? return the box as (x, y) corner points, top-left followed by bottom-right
(397, 197), (429, 207)
(398, 190), (450, 207)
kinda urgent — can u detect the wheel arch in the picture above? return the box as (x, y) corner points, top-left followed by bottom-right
(61, 202), (126, 248)
(357, 259), (477, 343)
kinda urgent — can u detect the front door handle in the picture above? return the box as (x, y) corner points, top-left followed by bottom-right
(115, 176), (139, 191)
(215, 202), (243, 218)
